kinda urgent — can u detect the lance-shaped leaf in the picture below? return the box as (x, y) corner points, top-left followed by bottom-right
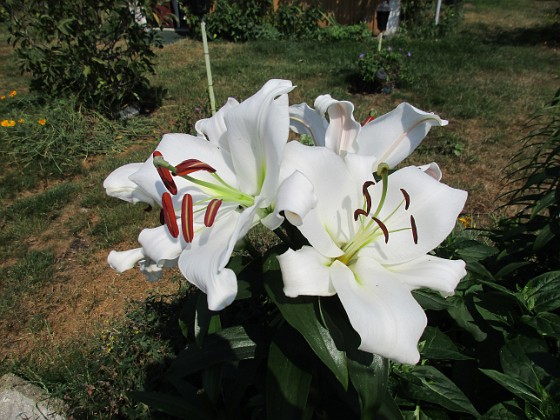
(263, 249), (349, 390)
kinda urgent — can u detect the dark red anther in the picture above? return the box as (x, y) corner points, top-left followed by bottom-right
(410, 215), (418, 244)
(362, 181), (375, 214)
(161, 192), (179, 238)
(372, 217), (389, 244)
(354, 209), (368, 221)
(175, 159), (216, 176)
(204, 199), (222, 227)
(400, 188), (411, 210)
(181, 194), (194, 243)
(153, 151), (177, 195)
(361, 115), (376, 126)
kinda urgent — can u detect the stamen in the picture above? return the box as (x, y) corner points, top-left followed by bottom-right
(175, 159), (216, 176)
(181, 194), (194, 242)
(159, 209), (165, 225)
(204, 199), (222, 227)
(362, 181), (375, 214)
(153, 151), (177, 195)
(161, 192), (179, 238)
(400, 188), (411, 210)
(410, 215), (418, 244)
(354, 209), (368, 221)
(372, 217), (389, 243)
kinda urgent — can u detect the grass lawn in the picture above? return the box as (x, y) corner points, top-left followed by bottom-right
(0, 0), (558, 416)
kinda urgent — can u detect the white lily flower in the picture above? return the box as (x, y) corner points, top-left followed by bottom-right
(277, 142), (467, 364)
(104, 80), (316, 311)
(289, 95), (448, 171)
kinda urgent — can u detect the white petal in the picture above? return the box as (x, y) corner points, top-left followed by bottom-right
(224, 79), (294, 200)
(108, 248), (145, 272)
(103, 163), (156, 206)
(386, 255), (466, 297)
(178, 211), (242, 311)
(195, 97), (239, 149)
(282, 142), (358, 257)
(262, 170), (316, 230)
(418, 162), (442, 181)
(289, 103), (328, 146)
(277, 246), (335, 297)
(315, 95), (361, 154)
(366, 166), (467, 264)
(357, 103), (447, 168)
(138, 224), (184, 266)
(331, 258), (426, 364)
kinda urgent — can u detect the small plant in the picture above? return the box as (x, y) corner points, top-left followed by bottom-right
(4, 0), (163, 116)
(356, 46), (412, 93)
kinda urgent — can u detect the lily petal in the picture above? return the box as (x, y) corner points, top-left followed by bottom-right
(365, 166), (467, 264)
(224, 79), (294, 201)
(138, 224), (184, 266)
(418, 162), (442, 181)
(103, 163), (155, 206)
(385, 254), (466, 297)
(278, 246), (336, 297)
(331, 258), (427, 364)
(315, 95), (361, 154)
(357, 103), (448, 168)
(261, 170), (316, 230)
(195, 97), (239, 150)
(108, 248), (145, 272)
(289, 102), (328, 146)
(178, 210), (243, 311)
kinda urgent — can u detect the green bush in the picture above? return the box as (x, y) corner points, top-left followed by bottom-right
(4, 0), (162, 116)
(401, 0), (463, 38)
(356, 46), (413, 93)
(319, 22), (372, 42)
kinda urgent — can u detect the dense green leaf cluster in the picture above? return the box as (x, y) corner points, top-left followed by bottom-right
(4, 0), (162, 115)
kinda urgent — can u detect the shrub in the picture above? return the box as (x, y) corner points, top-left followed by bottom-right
(319, 22), (372, 42)
(4, 0), (163, 116)
(401, 0), (463, 38)
(356, 46), (413, 93)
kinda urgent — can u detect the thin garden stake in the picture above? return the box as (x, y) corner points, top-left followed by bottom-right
(201, 20), (216, 115)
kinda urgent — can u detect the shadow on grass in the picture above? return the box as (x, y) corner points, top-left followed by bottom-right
(478, 22), (560, 48)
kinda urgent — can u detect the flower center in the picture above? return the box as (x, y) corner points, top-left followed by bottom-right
(152, 151), (255, 242)
(337, 163), (418, 265)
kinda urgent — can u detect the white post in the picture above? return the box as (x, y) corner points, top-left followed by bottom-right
(435, 0), (442, 25)
(201, 21), (216, 115)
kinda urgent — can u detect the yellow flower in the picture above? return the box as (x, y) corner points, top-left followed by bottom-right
(0, 96), (5, 100)
(9, 90), (17, 98)
(18, 118), (25, 123)
(1, 120), (16, 127)
(458, 216), (472, 228)
(38, 118), (46, 126)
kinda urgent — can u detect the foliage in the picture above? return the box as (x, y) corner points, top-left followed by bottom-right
(318, 22), (372, 42)
(355, 45), (413, 93)
(203, 0), (324, 42)
(4, 0), (163, 115)
(401, 0), (463, 38)
(0, 93), (154, 177)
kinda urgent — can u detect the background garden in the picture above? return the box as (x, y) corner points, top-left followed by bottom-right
(0, 0), (558, 418)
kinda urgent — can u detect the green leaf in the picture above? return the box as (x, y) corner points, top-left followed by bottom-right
(522, 312), (560, 339)
(347, 352), (389, 418)
(266, 330), (313, 420)
(169, 326), (260, 379)
(194, 291), (222, 346)
(397, 365), (480, 416)
(480, 401), (525, 419)
(479, 369), (541, 405)
(263, 249), (349, 390)
(456, 242), (497, 262)
(412, 289), (453, 311)
(533, 224), (555, 250)
(494, 261), (531, 280)
(447, 294), (487, 341)
(419, 326), (472, 360)
(129, 390), (217, 420)
(521, 271), (560, 312)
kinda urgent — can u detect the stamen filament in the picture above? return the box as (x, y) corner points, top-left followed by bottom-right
(162, 192), (179, 238)
(181, 194), (194, 242)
